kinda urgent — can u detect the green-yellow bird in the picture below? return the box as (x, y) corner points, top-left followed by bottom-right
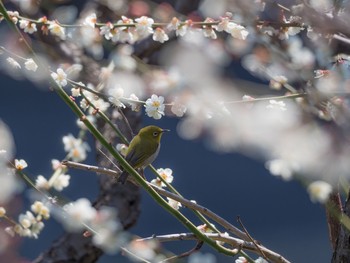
(117, 125), (169, 184)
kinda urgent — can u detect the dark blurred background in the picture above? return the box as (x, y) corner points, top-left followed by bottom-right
(0, 71), (330, 262)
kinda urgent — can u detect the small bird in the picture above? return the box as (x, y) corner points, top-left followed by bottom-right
(117, 125), (169, 184)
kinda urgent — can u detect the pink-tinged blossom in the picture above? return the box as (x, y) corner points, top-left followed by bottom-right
(19, 19), (37, 34)
(84, 13), (97, 28)
(48, 21), (66, 40)
(100, 22), (114, 40)
(135, 16), (154, 36)
(152, 27), (169, 43)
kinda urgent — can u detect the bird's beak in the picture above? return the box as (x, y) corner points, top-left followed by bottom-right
(161, 129), (170, 133)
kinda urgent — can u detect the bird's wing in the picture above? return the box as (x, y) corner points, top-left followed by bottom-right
(126, 140), (158, 169)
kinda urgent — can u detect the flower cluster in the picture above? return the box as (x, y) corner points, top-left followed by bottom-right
(2, 10), (250, 45)
(35, 159), (70, 191)
(3, 201), (50, 239)
(5, 56), (38, 72)
(62, 134), (90, 162)
(57, 198), (127, 253)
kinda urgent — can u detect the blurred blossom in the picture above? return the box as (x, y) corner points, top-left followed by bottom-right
(310, 0), (333, 12)
(146, 69), (180, 93)
(62, 134), (90, 162)
(170, 98), (187, 117)
(315, 72), (342, 93)
(48, 21), (66, 40)
(51, 5), (78, 24)
(65, 64), (83, 80)
(76, 115), (96, 130)
(287, 37), (315, 69)
(6, 57), (21, 69)
(60, 198), (96, 231)
(52, 173), (70, 191)
(127, 93), (141, 112)
(81, 85), (110, 114)
(266, 100), (287, 111)
(307, 181), (333, 203)
(106, 71), (145, 99)
(99, 0), (127, 12)
(35, 175), (50, 190)
(108, 86), (126, 108)
(6, 11), (19, 24)
(127, 239), (164, 262)
(265, 159), (298, 181)
(13, 0), (38, 14)
(135, 16), (154, 37)
(111, 45), (137, 71)
(100, 22), (114, 40)
(152, 27), (169, 43)
(235, 256), (248, 263)
(116, 143), (128, 156)
(19, 19), (37, 34)
(77, 26), (103, 59)
(84, 13), (97, 28)
(91, 207), (127, 253)
(51, 68), (67, 87)
(24, 59), (38, 72)
(199, 0), (226, 17)
(189, 252), (216, 263)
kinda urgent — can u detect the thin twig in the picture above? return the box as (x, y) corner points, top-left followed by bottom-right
(62, 161), (248, 240)
(161, 241), (204, 262)
(139, 233), (290, 263)
(237, 216), (267, 260)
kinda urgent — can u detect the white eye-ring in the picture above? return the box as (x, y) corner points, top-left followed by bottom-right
(153, 132), (159, 137)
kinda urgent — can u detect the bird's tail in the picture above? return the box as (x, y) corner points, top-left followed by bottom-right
(117, 170), (128, 184)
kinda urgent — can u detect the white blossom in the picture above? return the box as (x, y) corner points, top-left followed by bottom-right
(226, 22), (249, 40)
(62, 198), (97, 231)
(100, 22), (114, 40)
(266, 100), (287, 111)
(35, 175), (50, 190)
(152, 28), (169, 43)
(144, 94), (165, 120)
(127, 93), (141, 111)
(48, 21), (66, 40)
(52, 173), (70, 191)
(171, 100), (187, 117)
(6, 57), (21, 69)
(265, 159), (298, 181)
(62, 134), (90, 162)
(19, 19), (37, 34)
(84, 13), (97, 28)
(15, 159), (28, 170)
(108, 86), (125, 108)
(167, 197), (182, 210)
(24, 59), (38, 72)
(51, 68), (67, 87)
(135, 16), (154, 36)
(307, 181), (333, 203)
(151, 168), (174, 187)
(31, 201), (50, 220)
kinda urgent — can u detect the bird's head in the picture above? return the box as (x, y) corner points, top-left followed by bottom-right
(139, 125), (169, 143)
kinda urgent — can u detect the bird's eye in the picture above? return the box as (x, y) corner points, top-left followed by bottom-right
(153, 132), (159, 137)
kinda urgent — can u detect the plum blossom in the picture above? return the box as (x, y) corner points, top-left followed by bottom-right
(51, 68), (67, 87)
(152, 28), (169, 43)
(144, 94), (165, 119)
(135, 16), (154, 36)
